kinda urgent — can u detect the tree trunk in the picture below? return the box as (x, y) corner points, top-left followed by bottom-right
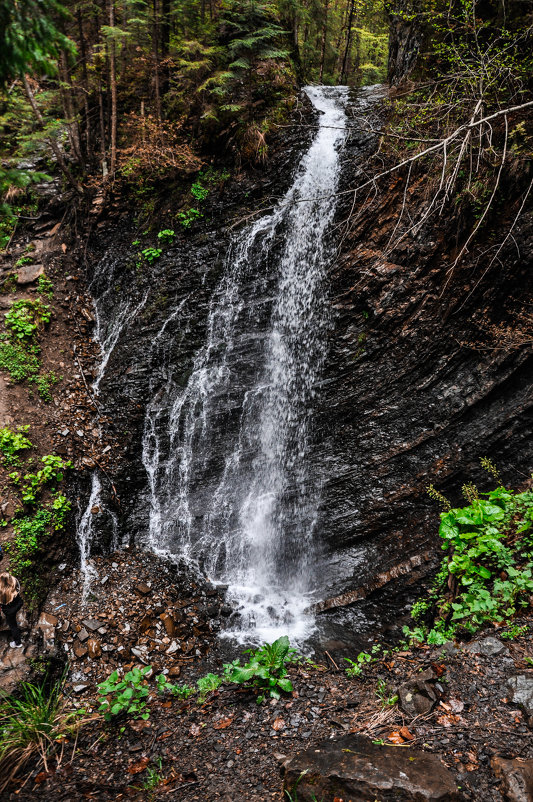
(77, 8), (93, 162)
(59, 50), (83, 167)
(339, 0), (356, 83)
(319, 0), (329, 83)
(153, 0), (162, 120)
(22, 75), (83, 194)
(108, 0), (118, 175)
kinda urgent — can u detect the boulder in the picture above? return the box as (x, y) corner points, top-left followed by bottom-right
(16, 263), (45, 284)
(465, 637), (510, 657)
(36, 611), (58, 649)
(507, 675), (533, 726)
(282, 734), (461, 801)
(492, 756), (533, 802)
(398, 667), (439, 716)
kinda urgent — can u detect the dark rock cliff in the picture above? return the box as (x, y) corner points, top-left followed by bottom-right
(82, 89), (533, 642)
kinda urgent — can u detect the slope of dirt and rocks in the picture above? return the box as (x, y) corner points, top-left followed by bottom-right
(5, 547), (533, 801)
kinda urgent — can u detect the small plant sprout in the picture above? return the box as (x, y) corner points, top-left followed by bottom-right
(157, 229), (175, 244)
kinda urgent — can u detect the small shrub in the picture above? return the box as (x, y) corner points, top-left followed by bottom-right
(0, 425), (32, 466)
(5, 299), (50, 340)
(0, 336), (40, 381)
(409, 479), (533, 643)
(141, 247), (162, 263)
(98, 666), (152, 721)
(177, 208), (202, 228)
(223, 635), (297, 703)
(36, 275), (54, 300)
(157, 229), (175, 244)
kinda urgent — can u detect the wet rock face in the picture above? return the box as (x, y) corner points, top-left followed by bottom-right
(82, 91), (533, 637)
(315, 112), (533, 605)
(282, 734), (461, 801)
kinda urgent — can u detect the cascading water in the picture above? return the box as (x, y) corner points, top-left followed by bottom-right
(76, 253), (147, 596)
(142, 86), (350, 642)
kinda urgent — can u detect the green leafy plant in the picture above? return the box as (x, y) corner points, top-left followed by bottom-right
(410, 477), (533, 643)
(141, 247), (162, 263)
(36, 274), (54, 299)
(98, 666), (152, 721)
(501, 624), (528, 640)
(157, 229), (175, 244)
(14, 255), (34, 268)
(177, 208), (202, 228)
(344, 651), (374, 677)
(155, 674), (195, 699)
(375, 679), (398, 708)
(190, 181), (208, 201)
(12, 454), (71, 505)
(196, 673), (223, 702)
(0, 336), (40, 381)
(223, 635), (297, 703)
(31, 370), (60, 402)
(5, 299), (50, 340)
(0, 424), (32, 466)
(5, 495), (70, 578)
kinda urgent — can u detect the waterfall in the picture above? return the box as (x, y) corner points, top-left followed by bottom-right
(143, 86), (349, 642)
(76, 252), (147, 596)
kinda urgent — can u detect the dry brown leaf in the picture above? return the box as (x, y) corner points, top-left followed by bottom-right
(399, 726), (414, 741)
(213, 717), (233, 730)
(387, 731), (405, 744)
(127, 756), (150, 775)
(34, 771), (52, 784)
(272, 717), (286, 731)
(157, 730), (173, 741)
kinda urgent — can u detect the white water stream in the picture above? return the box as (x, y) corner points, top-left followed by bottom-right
(142, 86), (350, 642)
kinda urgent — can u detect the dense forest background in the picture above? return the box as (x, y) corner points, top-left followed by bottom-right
(0, 0), (532, 253)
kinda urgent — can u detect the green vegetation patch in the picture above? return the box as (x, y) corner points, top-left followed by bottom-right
(405, 473), (533, 645)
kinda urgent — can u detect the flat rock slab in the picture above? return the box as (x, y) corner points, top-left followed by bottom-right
(15, 263), (45, 284)
(282, 734), (462, 801)
(492, 756), (533, 802)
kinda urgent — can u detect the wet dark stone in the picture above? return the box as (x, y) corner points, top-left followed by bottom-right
(282, 734), (461, 801)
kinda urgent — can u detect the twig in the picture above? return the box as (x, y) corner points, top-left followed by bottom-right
(325, 651), (339, 670)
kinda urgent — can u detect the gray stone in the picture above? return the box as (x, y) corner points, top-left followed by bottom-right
(507, 675), (533, 725)
(492, 756), (533, 802)
(398, 667), (439, 716)
(16, 263), (45, 284)
(465, 637), (510, 657)
(82, 619), (100, 632)
(282, 734), (461, 801)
